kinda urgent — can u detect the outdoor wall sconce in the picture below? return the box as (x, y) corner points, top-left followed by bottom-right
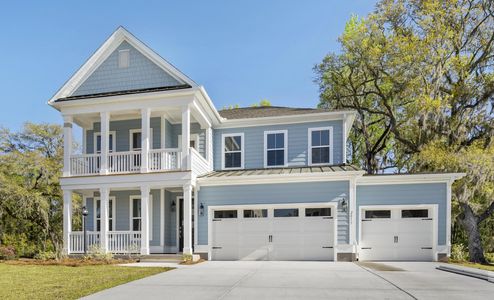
(340, 198), (347, 212)
(199, 203), (205, 216)
(171, 200), (176, 212)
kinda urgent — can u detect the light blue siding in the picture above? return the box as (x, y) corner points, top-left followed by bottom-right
(73, 41), (182, 96)
(213, 120), (344, 170)
(197, 181), (350, 245)
(356, 183), (447, 245)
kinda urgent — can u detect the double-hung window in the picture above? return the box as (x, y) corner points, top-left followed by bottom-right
(94, 132), (115, 153)
(130, 197), (142, 231)
(222, 133), (244, 169)
(308, 127), (333, 165)
(95, 198), (114, 231)
(264, 130), (287, 167)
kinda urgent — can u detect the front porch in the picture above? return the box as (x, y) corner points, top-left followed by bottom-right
(63, 184), (198, 256)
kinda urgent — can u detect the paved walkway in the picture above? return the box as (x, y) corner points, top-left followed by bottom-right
(84, 261), (494, 300)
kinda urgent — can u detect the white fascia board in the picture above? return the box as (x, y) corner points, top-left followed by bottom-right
(215, 110), (357, 129)
(48, 27), (197, 104)
(197, 170), (366, 187)
(196, 86), (224, 126)
(60, 171), (193, 191)
(356, 173), (466, 185)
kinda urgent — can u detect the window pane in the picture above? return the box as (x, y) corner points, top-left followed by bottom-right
(274, 208), (299, 217)
(312, 147), (330, 164)
(275, 133), (284, 148)
(109, 134), (113, 151)
(365, 210), (391, 219)
(225, 152), (241, 168)
(267, 149), (284, 166)
(96, 136), (101, 152)
(214, 210), (238, 218)
(267, 134), (276, 149)
(133, 199), (141, 218)
(96, 200), (101, 218)
(132, 132), (141, 149)
(96, 220), (101, 231)
(401, 209), (428, 218)
(133, 219), (141, 231)
(311, 131), (320, 146)
(306, 208), (331, 217)
(109, 200), (113, 218)
(244, 209), (267, 218)
(109, 220), (113, 231)
(320, 130), (330, 146)
(225, 136), (241, 151)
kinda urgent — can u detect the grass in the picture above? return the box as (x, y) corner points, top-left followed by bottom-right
(0, 263), (172, 299)
(451, 262), (494, 272)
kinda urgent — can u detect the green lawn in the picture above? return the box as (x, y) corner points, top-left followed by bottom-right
(0, 263), (171, 299)
(452, 262), (494, 272)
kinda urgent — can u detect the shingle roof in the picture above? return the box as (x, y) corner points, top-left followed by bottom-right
(55, 84), (192, 102)
(200, 165), (363, 178)
(218, 106), (332, 119)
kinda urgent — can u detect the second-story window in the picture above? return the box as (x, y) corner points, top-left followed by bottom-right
(264, 130), (287, 167)
(95, 132), (115, 153)
(222, 133), (244, 169)
(309, 127), (333, 165)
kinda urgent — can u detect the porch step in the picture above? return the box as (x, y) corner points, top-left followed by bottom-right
(138, 254), (184, 263)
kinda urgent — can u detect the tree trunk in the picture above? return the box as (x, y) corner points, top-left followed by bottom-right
(460, 203), (487, 264)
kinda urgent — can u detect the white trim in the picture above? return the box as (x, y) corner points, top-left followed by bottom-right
(93, 196), (116, 231)
(221, 133), (245, 170)
(129, 128), (154, 151)
(160, 188), (165, 249)
(342, 116), (347, 164)
(177, 134), (199, 151)
(358, 204), (439, 261)
(357, 173), (466, 185)
(175, 196), (180, 252)
(129, 194), (153, 240)
(446, 181), (452, 256)
(94, 131), (116, 153)
(263, 130), (288, 168)
(48, 27), (196, 103)
(206, 202), (338, 261)
(308, 127), (333, 166)
(194, 187), (199, 249)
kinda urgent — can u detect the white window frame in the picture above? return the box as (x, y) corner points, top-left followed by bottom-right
(177, 134), (199, 151)
(308, 127), (333, 166)
(94, 196), (116, 232)
(118, 49), (130, 68)
(264, 130), (288, 168)
(221, 133), (244, 170)
(129, 128), (154, 151)
(129, 195), (153, 240)
(94, 131), (116, 153)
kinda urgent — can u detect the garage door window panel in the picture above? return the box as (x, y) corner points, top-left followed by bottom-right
(214, 210), (238, 219)
(305, 208), (331, 217)
(274, 208), (299, 217)
(244, 209), (268, 218)
(401, 209), (428, 218)
(364, 210), (391, 219)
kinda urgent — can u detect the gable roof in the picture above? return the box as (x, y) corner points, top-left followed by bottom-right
(48, 26), (197, 103)
(218, 106), (333, 119)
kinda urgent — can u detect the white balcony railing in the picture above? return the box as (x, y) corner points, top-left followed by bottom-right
(69, 231), (100, 253)
(68, 231), (141, 254)
(69, 149), (182, 176)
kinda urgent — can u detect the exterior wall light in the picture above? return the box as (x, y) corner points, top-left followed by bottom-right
(340, 198), (347, 212)
(81, 206), (89, 254)
(171, 200), (176, 212)
(199, 203), (205, 216)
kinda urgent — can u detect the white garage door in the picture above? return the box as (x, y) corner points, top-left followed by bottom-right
(211, 205), (335, 261)
(359, 206), (434, 261)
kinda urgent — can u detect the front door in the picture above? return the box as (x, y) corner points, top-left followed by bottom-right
(178, 197), (194, 253)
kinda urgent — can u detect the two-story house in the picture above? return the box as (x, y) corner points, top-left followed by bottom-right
(49, 27), (464, 261)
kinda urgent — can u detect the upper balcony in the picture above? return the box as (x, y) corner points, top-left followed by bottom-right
(61, 95), (215, 179)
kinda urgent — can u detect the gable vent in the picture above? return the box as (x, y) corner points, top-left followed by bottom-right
(118, 49), (130, 68)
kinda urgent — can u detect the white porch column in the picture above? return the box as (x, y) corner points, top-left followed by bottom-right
(182, 183), (193, 254)
(100, 112), (110, 175)
(140, 185), (151, 255)
(205, 126), (213, 166)
(141, 108), (151, 173)
(62, 115), (73, 177)
(446, 180), (452, 256)
(349, 178), (357, 247)
(63, 189), (73, 254)
(99, 187), (110, 252)
(181, 105), (191, 170)
(160, 115), (167, 149)
(194, 186), (199, 248)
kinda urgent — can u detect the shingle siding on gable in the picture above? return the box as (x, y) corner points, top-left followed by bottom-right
(72, 41), (182, 96)
(213, 120), (344, 170)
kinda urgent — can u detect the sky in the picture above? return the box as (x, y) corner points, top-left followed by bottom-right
(0, 0), (376, 130)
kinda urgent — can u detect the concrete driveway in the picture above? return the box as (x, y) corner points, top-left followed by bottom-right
(84, 261), (494, 300)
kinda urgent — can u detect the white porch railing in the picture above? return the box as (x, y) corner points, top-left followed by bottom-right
(69, 149), (183, 176)
(69, 231), (100, 254)
(68, 231), (141, 254)
(190, 147), (211, 176)
(108, 231), (141, 254)
(148, 148), (181, 172)
(70, 154), (101, 176)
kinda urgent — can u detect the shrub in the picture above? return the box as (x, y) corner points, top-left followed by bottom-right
(1, 233), (38, 258)
(485, 252), (494, 263)
(451, 244), (468, 262)
(0, 245), (16, 260)
(84, 245), (113, 262)
(182, 254), (193, 263)
(34, 251), (57, 261)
